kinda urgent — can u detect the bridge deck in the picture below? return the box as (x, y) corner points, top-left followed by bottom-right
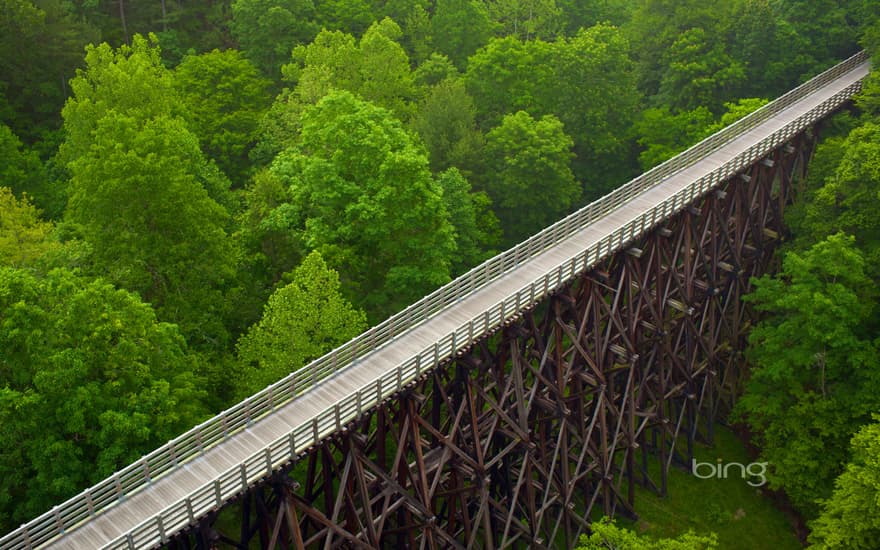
(34, 58), (870, 549)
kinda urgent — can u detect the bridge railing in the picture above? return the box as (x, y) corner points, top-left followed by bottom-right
(0, 50), (868, 550)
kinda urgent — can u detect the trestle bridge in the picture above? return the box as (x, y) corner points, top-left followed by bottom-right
(0, 51), (871, 550)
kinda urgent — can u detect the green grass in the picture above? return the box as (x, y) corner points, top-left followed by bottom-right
(617, 426), (802, 550)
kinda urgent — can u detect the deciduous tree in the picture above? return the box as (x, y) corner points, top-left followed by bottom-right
(0, 188), (58, 268)
(465, 26), (639, 197)
(436, 168), (500, 274)
(236, 251), (367, 396)
(231, 0), (320, 78)
(174, 49), (272, 187)
(808, 417), (880, 549)
(271, 91), (456, 320)
(483, 111), (578, 244)
(410, 78), (484, 175)
(66, 113), (236, 348)
(736, 234), (880, 516)
(431, 0), (494, 69)
(282, 18), (417, 119)
(0, 267), (205, 530)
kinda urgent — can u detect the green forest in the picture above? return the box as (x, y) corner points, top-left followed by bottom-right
(1, 0), (879, 547)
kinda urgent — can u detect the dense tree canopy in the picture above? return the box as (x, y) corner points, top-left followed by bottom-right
(230, 0), (320, 78)
(174, 49), (272, 187)
(736, 234), (880, 516)
(0, 187), (58, 268)
(236, 251), (367, 396)
(66, 113), (236, 348)
(282, 18), (417, 118)
(0, 267), (205, 531)
(270, 91), (456, 320)
(0, 0), (872, 539)
(808, 417), (880, 549)
(431, 0), (495, 68)
(466, 25), (640, 196)
(484, 111), (578, 244)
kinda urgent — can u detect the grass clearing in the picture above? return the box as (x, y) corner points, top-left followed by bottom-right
(617, 426), (802, 549)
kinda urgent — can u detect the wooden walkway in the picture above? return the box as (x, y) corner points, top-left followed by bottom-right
(3, 56), (868, 550)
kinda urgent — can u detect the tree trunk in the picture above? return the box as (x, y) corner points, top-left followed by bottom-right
(119, 0), (129, 43)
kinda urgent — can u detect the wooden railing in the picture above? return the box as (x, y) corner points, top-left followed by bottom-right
(0, 50), (869, 550)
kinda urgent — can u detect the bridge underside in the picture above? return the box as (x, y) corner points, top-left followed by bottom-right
(167, 130), (816, 550)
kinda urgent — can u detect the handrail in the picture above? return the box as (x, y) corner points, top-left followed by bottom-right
(0, 50), (869, 550)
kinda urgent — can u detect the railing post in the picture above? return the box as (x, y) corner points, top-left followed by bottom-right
(157, 515), (166, 544)
(185, 497), (195, 524)
(52, 506), (63, 534)
(114, 473), (124, 502)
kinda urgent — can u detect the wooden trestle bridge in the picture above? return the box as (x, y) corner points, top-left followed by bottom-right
(0, 52), (871, 550)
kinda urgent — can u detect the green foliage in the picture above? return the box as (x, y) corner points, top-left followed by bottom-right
(465, 25), (640, 196)
(231, 0), (320, 78)
(657, 27), (746, 112)
(0, 0), (98, 142)
(808, 417), (880, 549)
(0, 267), (205, 530)
(236, 251), (367, 396)
(735, 233), (880, 516)
(236, 169), (306, 287)
(66, 113), (236, 348)
(412, 53), (459, 88)
(625, 0), (736, 97)
(60, 35), (177, 149)
(725, 0), (809, 98)
(174, 49), (272, 186)
(800, 122), (880, 273)
(484, 0), (562, 40)
(59, 35), (238, 347)
(314, 0), (374, 35)
(576, 517), (718, 549)
(483, 111), (577, 244)
(436, 168), (500, 274)
(282, 18), (417, 119)
(855, 29), (880, 118)
(410, 78), (484, 175)
(270, 91), (456, 320)
(0, 187), (58, 268)
(556, 0), (634, 33)
(634, 107), (714, 170)
(0, 124), (57, 216)
(705, 98), (769, 131)
(431, 0), (495, 68)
